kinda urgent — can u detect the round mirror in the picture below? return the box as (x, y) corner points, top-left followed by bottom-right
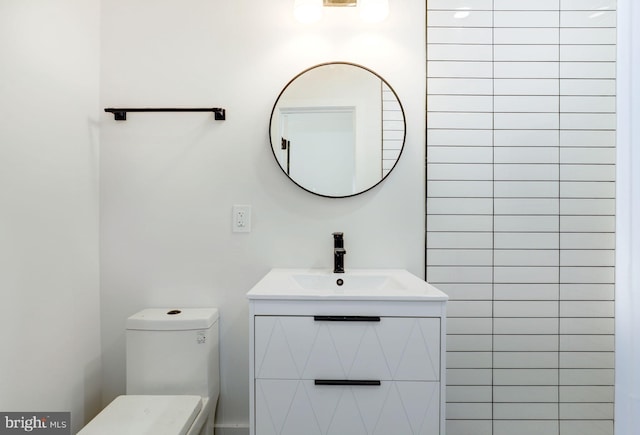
(269, 62), (406, 198)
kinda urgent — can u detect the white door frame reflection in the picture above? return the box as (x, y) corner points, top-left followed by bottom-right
(278, 107), (357, 197)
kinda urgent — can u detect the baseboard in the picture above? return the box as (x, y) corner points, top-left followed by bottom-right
(214, 423), (250, 435)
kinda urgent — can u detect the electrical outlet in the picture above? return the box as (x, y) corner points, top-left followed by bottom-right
(232, 205), (252, 233)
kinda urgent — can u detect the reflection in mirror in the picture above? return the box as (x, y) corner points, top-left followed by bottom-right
(269, 62), (406, 198)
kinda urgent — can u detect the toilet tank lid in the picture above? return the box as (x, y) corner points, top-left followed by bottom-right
(127, 308), (219, 331)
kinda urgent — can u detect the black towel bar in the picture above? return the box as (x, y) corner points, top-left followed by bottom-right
(104, 107), (226, 121)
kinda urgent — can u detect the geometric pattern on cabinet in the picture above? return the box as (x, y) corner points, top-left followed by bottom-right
(255, 316), (440, 381)
(255, 379), (440, 435)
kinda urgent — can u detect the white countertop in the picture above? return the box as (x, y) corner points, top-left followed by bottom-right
(246, 268), (449, 301)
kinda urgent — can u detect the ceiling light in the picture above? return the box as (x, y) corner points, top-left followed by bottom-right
(358, 0), (389, 23)
(294, 0), (323, 23)
(294, 0), (389, 23)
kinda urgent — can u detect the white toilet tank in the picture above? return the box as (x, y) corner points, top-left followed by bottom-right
(126, 308), (220, 405)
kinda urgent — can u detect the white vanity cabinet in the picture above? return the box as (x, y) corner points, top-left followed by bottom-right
(247, 269), (448, 435)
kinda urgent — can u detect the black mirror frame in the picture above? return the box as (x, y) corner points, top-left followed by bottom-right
(268, 61), (407, 198)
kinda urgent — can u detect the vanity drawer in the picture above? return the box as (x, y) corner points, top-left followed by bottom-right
(255, 379), (440, 435)
(254, 316), (440, 381)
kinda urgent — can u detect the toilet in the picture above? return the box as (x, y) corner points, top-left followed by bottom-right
(79, 308), (220, 435)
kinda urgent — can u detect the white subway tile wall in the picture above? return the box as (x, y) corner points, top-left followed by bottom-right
(426, 1), (616, 434)
(382, 82), (404, 175)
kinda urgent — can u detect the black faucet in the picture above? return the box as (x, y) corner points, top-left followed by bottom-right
(333, 232), (346, 273)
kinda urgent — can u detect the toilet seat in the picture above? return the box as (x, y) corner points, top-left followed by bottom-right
(78, 395), (204, 435)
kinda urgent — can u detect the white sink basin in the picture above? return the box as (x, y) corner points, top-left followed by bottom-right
(247, 268), (448, 301)
(291, 273), (403, 291)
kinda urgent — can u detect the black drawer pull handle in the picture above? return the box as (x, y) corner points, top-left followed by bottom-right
(315, 379), (381, 386)
(314, 316), (381, 322)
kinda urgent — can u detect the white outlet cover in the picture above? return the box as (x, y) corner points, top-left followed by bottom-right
(232, 205), (252, 233)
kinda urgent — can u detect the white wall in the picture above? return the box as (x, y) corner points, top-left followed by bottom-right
(99, 0), (425, 430)
(615, 0), (640, 433)
(0, 0), (102, 432)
